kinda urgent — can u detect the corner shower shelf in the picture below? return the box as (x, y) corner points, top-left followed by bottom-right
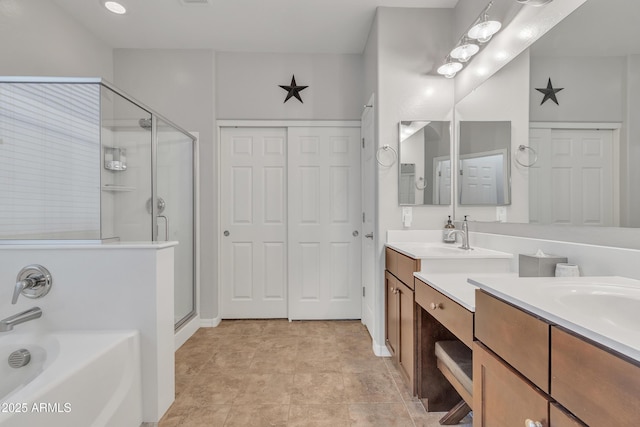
(101, 185), (136, 192)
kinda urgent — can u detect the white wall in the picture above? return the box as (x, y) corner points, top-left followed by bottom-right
(113, 49), (217, 320)
(216, 52), (364, 120)
(455, 50), (530, 223)
(530, 56), (625, 122)
(627, 55), (640, 227)
(0, 0), (113, 79)
(371, 6), (454, 351)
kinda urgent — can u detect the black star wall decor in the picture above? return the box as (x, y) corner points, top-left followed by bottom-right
(535, 78), (564, 105)
(279, 75), (308, 103)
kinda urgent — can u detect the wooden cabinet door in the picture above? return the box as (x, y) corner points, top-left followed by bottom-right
(398, 280), (415, 387)
(385, 271), (399, 357)
(473, 342), (550, 427)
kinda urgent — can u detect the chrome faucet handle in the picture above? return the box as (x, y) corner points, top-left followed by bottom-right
(12, 265), (52, 305)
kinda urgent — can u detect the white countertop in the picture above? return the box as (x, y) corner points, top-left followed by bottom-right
(469, 276), (640, 362)
(414, 272), (518, 312)
(0, 241), (178, 250)
(387, 242), (513, 260)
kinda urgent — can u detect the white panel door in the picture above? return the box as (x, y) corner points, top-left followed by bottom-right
(288, 127), (362, 320)
(459, 154), (500, 205)
(220, 127), (287, 318)
(529, 128), (614, 226)
(361, 102), (375, 333)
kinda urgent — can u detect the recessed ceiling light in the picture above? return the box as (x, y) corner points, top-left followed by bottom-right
(103, 1), (126, 14)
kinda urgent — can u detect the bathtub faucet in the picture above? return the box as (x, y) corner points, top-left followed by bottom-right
(0, 307), (42, 332)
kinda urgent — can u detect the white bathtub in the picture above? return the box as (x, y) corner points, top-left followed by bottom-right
(0, 330), (142, 427)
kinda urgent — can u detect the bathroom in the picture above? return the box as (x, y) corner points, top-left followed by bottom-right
(1, 0), (639, 425)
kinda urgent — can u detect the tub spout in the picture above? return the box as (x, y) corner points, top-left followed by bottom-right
(0, 307), (42, 332)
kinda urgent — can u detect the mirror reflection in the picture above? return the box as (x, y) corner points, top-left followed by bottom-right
(398, 121), (451, 206)
(454, 0), (640, 228)
(458, 121), (511, 206)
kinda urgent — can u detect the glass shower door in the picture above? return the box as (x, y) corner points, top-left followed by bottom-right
(155, 118), (196, 327)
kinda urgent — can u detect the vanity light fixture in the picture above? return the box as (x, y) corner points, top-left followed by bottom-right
(450, 38), (480, 63)
(516, 0), (554, 6)
(468, 13), (502, 43)
(437, 56), (463, 79)
(435, 0), (501, 79)
(103, 1), (126, 14)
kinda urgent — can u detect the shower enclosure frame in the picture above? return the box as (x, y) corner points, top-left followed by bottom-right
(0, 76), (199, 330)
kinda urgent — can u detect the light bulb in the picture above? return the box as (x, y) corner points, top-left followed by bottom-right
(104, 1), (126, 14)
(437, 61), (463, 79)
(468, 20), (501, 43)
(450, 42), (479, 63)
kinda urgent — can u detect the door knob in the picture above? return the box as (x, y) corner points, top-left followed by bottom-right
(365, 233), (373, 239)
(525, 419), (543, 427)
(224, 230), (230, 237)
(352, 230), (359, 237)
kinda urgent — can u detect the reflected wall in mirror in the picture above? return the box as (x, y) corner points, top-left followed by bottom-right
(458, 121), (511, 206)
(398, 121), (451, 206)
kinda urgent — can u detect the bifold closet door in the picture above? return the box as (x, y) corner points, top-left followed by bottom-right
(287, 127), (362, 319)
(220, 127), (287, 318)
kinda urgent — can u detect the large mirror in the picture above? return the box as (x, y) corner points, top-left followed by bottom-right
(398, 121), (451, 206)
(454, 0), (640, 228)
(458, 121), (511, 206)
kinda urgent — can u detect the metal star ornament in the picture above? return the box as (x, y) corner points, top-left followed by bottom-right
(536, 78), (564, 105)
(279, 75), (308, 103)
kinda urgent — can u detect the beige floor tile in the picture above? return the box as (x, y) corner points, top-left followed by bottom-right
(223, 404), (289, 427)
(234, 373), (294, 405)
(180, 405), (231, 427)
(250, 349), (297, 373)
(291, 373), (345, 404)
(348, 403), (414, 427)
(205, 350), (256, 371)
(209, 319), (268, 336)
(343, 372), (402, 403)
(288, 404), (350, 427)
(340, 357), (387, 374)
(182, 372), (249, 405)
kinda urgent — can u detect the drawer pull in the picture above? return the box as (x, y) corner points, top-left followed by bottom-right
(525, 419), (543, 427)
(393, 288), (399, 295)
(430, 302), (442, 310)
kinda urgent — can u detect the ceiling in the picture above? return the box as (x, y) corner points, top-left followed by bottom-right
(52, 0), (458, 54)
(531, 0), (640, 56)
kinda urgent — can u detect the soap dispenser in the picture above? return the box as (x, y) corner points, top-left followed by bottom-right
(443, 216), (456, 243)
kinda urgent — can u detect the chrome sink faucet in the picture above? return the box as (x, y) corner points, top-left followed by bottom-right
(0, 307), (42, 332)
(446, 215), (472, 250)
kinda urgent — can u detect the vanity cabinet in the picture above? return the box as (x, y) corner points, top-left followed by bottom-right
(474, 289), (640, 427)
(385, 248), (420, 389)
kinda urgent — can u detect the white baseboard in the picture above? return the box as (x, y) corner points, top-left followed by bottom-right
(372, 340), (392, 357)
(174, 315), (200, 350)
(199, 316), (221, 328)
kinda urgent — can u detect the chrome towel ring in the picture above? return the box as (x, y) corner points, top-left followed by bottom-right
(415, 177), (427, 190)
(515, 144), (538, 167)
(376, 145), (398, 167)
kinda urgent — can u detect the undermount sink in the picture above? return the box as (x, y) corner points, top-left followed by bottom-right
(386, 242), (513, 274)
(537, 281), (640, 331)
(388, 242), (513, 259)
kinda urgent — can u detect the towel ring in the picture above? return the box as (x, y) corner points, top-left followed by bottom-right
(515, 144), (538, 167)
(415, 177), (427, 190)
(376, 145), (398, 167)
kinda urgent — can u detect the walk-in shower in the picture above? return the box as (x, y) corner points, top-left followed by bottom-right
(0, 77), (198, 329)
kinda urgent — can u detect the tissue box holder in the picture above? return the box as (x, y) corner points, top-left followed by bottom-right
(519, 254), (568, 277)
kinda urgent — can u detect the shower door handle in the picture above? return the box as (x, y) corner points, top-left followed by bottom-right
(158, 215), (169, 241)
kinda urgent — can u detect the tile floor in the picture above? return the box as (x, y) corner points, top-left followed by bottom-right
(160, 319), (472, 427)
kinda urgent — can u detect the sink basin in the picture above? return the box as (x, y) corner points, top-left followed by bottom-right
(538, 282), (640, 331)
(388, 243), (513, 259)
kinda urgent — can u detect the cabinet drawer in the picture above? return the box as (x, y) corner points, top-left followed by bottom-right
(415, 278), (473, 348)
(385, 247), (397, 277)
(385, 247), (420, 290)
(551, 327), (640, 427)
(475, 290), (550, 393)
(473, 342), (550, 427)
